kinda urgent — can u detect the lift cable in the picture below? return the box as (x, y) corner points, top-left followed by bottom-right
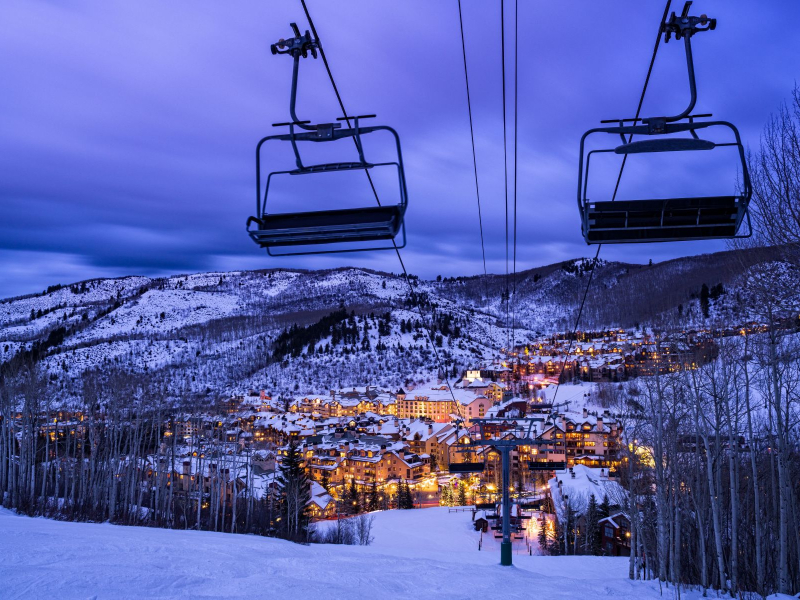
(457, 0), (489, 291)
(298, 0), (467, 423)
(550, 0), (673, 407)
(511, 0), (519, 361)
(500, 0), (511, 354)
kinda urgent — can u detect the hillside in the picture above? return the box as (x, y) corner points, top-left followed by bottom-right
(0, 506), (727, 600)
(0, 245), (796, 405)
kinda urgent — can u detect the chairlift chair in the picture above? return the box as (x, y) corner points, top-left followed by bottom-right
(247, 24), (408, 256)
(447, 431), (485, 473)
(448, 445), (485, 474)
(577, 2), (752, 244)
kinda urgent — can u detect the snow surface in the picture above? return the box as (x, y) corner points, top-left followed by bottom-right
(1, 506), (723, 600)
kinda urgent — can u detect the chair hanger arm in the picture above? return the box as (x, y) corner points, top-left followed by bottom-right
(289, 55), (316, 131)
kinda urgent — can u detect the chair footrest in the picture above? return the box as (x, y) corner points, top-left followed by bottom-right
(614, 138), (715, 154)
(449, 463), (485, 474)
(292, 162), (373, 174)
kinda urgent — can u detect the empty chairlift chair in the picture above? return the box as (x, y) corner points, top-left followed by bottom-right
(247, 24), (408, 256)
(577, 2), (752, 244)
(448, 436), (485, 473)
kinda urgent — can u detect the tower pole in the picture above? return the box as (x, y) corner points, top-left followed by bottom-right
(501, 445), (512, 566)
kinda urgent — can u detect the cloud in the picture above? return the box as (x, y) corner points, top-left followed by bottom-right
(0, 0), (798, 298)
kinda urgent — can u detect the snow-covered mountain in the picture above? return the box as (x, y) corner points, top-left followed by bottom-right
(1, 245), (796, 404)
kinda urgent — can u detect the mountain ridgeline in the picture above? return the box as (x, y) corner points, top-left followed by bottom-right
(0, 245), (795, 404)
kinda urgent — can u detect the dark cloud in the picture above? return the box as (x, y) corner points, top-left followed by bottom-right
(1, 0), (798, 298)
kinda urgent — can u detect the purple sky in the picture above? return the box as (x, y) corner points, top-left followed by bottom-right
(1, 0), (798, 298)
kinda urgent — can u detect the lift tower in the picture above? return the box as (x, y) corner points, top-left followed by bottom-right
(451, 416), (553, 566)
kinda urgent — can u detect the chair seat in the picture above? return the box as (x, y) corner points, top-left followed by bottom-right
(248, 205), (403, 248)
(585, 196), (743, 243)
(615, 138), (715, 154)
(448, 462), (485, 474)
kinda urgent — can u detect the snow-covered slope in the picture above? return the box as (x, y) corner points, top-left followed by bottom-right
(0, 506), (721, 600)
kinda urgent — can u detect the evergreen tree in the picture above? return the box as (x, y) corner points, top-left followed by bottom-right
(457, 481), (467, 506)
(550, 517), (565, 556)
(367, 481), (379, 512)
(538, 518), (549, 555)
(347, 478), (361, 514)
(585, 493), (601, 555)
(398, 480), (414, 509)
(440, 484), (453, 506)
(276, 440), (311, 542)
(700, 282), (710, 318)
(599, 495), (611, 520)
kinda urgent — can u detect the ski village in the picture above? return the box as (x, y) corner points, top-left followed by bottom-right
(2, 258), (799, 598)
(3, 0), (800, 598)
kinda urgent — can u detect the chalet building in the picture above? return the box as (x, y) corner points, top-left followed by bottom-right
(462, 379), (508, 403)
(301, 435), (430, 491)
(401, 420), (456, 471)
(292, 388), (398, 418)
(599, 512), (631, 556)
(307, 481), (336, 519)
(253, 413), (317, 445)
(548, 465), (626, 548)
(397, 387), (458, 423)
(218, 395), (244, 415)
(461, 395), (491, 424)
(147, 454), (248, 508)
(505, 328), (719, 382)
(538, 408), (620, 467)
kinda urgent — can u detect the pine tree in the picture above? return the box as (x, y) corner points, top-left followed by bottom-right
(347, 478), (361, 514)
(550, 518), (565, 556)
(538, 518), (549, 555)
(700, 283), (710, 318)
(599, 494), (610, 520)
(585, 493), (601, 555)
(440, 484), (452, 506)
(367, 481), (379, 512)
(398, 480), (414, 509)
(457, 481), (467, 506)
(276, 440), (311, 542)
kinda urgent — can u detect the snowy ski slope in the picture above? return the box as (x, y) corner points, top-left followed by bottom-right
(0, 506), (751, 600)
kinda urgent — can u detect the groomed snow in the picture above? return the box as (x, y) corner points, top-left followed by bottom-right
(2, 506), (721, 600)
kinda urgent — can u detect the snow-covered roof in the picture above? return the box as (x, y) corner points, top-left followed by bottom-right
(548, 465), (625, 516)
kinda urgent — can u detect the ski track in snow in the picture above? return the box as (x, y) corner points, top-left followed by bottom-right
(1, 506), (724, 600)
